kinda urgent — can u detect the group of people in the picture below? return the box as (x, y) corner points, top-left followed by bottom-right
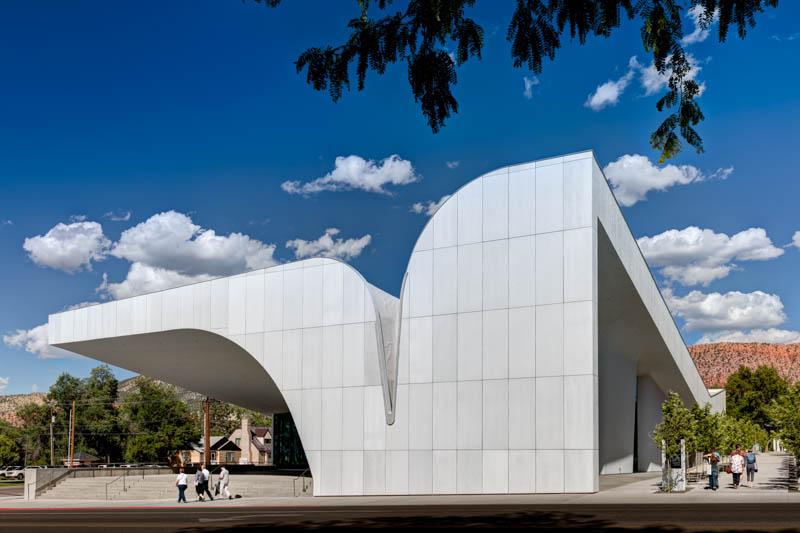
(704, 445), (758, 491)
(174, 464), (231, 503)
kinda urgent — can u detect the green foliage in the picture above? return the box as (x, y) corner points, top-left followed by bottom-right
(653, 391), (696, 459)
(726, 365), (788, 429)
(119, 378), (199, 463)
(79, 366), (120, 462)
(255, 0), (778, 162)
(767, 383), (800, 456)
(15, 403), (50, 465)
(209, 402), (272, 437)
(0, 434), (19, 465)
(717, 415), (768, 453)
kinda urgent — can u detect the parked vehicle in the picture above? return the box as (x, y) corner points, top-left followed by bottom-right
(4, 467), (25, 480)
(0, 466), (22, 479)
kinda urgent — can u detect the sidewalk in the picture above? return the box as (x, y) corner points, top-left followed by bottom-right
(2, 453), (796, 510)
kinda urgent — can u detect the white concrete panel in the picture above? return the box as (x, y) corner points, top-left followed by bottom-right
(301, 388), (322, 451)
(177, 285), (194, 329)
(433, 450), (457, 494)
(432, 314), (457, 382)
(433, 195), (457, 248)
(363, 324), (381, 387)
(386, 383), (408, 450)
(87, 304), (102, 339)
(563, 157), (593, 230)
(321, 388), (343, 451)
(115, 298), (133, 337)
(457, 243), (483, 313)
(457, 312), (482, 381)
(483, 379), (509, 451)
(244, 333), (264, 366)
(564, 375), (594, 450)
(145, 293), (162, 332)
(482, 172), (508, 241)
(227, 274), (246, 335)
(363, 386), (386, 450)
(482, 450), (509, 493)
(457, 178), (482, 245)
(457, 380), (482, 449)
(508, 307), (535, 378)
(342, 267), (365, 324)
(535, 162), (564, 233)
(398, 317), (409, 385)
(245, 272), (265, 334)
(536, 304), (563, 377)
(322, 263), (344, 326)
(74, 307), (89, 341)
(302, 327), (323, 389)
(322, 325), (343, 388)
(409, 383), (433, 450)
(101, 301), (117, 338)
(416, 219), (434, 251)
(409, 250), (433, 318)
(302, 266), (324, 328)
(283, 390), (302, 434)
(342, 323), (365, 387)
(508, 236), (535, 308)
(482, 309), (508, 380)
(508, 450), (535, 493)
(282, 329), (302, 390)
(264, 271), (284, 332)
(131, 297), (148, 335)
(319, 451), (342, 496)
(210, 278), (228, 330)
(433, 381), (457, 450)
(509, 168), (535, 237)
(341, 450), (364, 495)
(409, 317), (433, 383)
(386, 451), (409, 494)
(536, 450), (564, 493)
(363, 451), (386, 495)
(536, 377), (564, 449)
(193, 283), (211, 331)
(282, 268), (303, 330)
(482, 240), (508, 310)
(48, 314), (60, 345)
(409, 450), (433, 494)
(457, 450), (482, 494)
(564, 228), (593, 302)
(564, 301), (594, 376)
(263, 331), (283, 388)
(433, 247), (457, 315)
(508, 378), (535, 449)
(60, 308), (75, 342)
(342, 387), (364, 450)
(564, 450), (596, 492)
(535, 232), (563, 305)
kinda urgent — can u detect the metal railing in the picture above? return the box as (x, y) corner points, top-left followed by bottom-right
(292, 468), (312, 497)
(105, 474), (126, 500)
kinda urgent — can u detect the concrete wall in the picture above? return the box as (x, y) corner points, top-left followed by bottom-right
(637, 375), (666, 472)
(598, 350), (636, 474)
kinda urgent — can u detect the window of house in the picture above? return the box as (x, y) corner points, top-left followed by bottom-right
(211, 452), (217, 463)
(235, 438), (241, 446)
(226, 452), (235, 463)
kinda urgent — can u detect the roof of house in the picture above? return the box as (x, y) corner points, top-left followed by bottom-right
(188, 437), (240, 453)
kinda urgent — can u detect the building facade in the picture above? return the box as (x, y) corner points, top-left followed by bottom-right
(48, 151), (719, 496)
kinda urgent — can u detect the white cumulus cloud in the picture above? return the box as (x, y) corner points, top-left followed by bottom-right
(683, 5), (718, 45)
(664, 288), (787, 332)
(791, 231), (800, 249)
(697, 328), (800, 344)
(410, 195), (452, 217)
(523, 76), (539, 100)
(603, 153), (732, 206)
(0, 377), (8, 391)
(98, 264), (214, 300)
(584, 57), (637, 111)
(104, 210), (132, 222)
(3, 324), (74, 359)
(282, 155), (420, 195)
(23, 221), (111, 273)
(446, 161), (460, 169)
(285, 228), (372, 261)
(639, 53), (706, 97)
(638, 226), (784, 286)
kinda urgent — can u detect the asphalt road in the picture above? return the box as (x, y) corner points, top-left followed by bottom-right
(3, 503), (800, 531)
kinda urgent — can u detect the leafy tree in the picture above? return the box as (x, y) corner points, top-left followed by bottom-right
(119, 378), (199, 463)
(15, 403), (50, 465)
(767, 383), (800, 456)
(47, 372), (82, 461)
(255, 0), (778, 161)
(726, 365), (788, 429)
(0, 420), (22, 465)
(691, 402), (722, 453)
(79, 365), (120, 462)
(717, 415), (768, 453)
(653, 391), (697, 459)
(209, 401), (273, 436)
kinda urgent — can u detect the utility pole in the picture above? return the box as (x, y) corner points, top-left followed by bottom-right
(49, 408), (55, 467)
(68, 400), (76, 469)
(203, 398), (211, 467)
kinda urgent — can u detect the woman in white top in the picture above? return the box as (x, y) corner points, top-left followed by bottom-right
(175, 467), (188, 503)
(730, 445), (746, 489)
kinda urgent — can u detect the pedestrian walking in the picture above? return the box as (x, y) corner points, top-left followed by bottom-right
(201, 464), (214, 501)
(219, 465), (231, 499)
(745, 447), (758, 486)
(194, 466), (205, 501)
(704, 448), (720, 491)
(175, 467), (188, 503)
(730, 445), (745, 488)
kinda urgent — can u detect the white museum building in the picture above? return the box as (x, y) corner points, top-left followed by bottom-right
(48, 150), (723, 496)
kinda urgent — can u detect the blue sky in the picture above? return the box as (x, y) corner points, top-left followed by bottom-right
(1, 1), (799, 395)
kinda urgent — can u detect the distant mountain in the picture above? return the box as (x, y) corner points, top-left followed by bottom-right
(689, 343), (800, 388)
(0, 393), (46, 427)
(117, 375), (206, 406)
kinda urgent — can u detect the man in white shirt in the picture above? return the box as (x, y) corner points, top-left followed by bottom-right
(200, 464), (214, 500)
(219, 466), (231, 499)
(175, 467), (188, 503)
